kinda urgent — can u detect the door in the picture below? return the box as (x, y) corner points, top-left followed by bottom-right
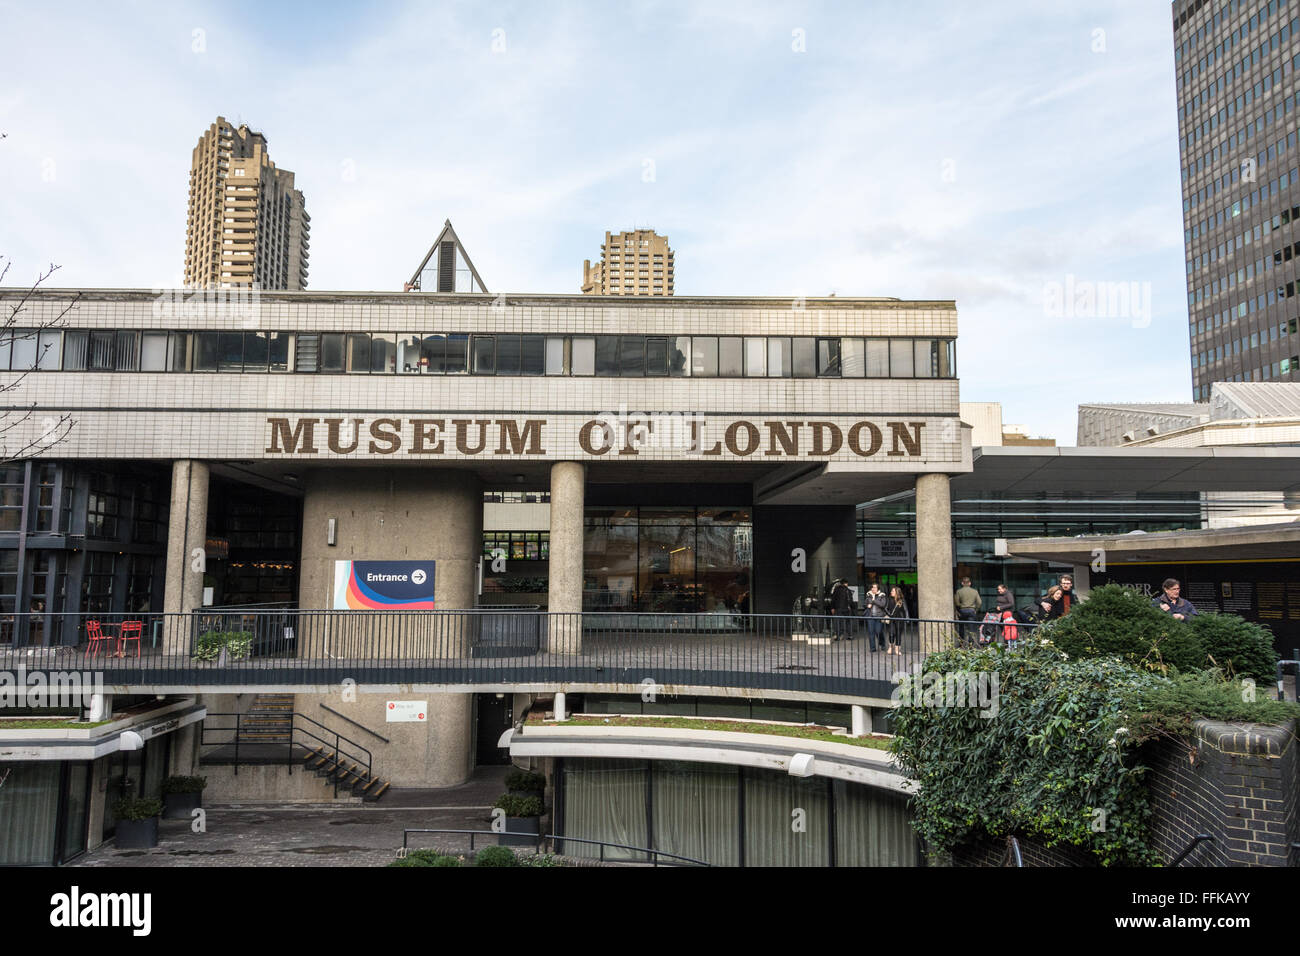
(475, 694), (514, 766)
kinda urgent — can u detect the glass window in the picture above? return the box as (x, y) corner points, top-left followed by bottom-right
(320, 333), (345, 372)
(792, 337), (816, 377)
(114, 331), (137, 371)
(645, 337), (668, 376)
(595, 337), (619, 376)
(544, 337), (565, 375)
(817, 338), (841, 376)
(865, 339), (888, 376)
(890, 339), (914, 377)
(914, 340), (936, 378)
(496, 334), (521, 375)
(243, 332), (269, 371)
(942, 340), (955, 377)
(268, 332), (290, 372)
(63, 331), (87, 370)
(571, 337), (595, 375)
(10, 329), (38, 370)
(397, 333), (421, 373)
(668, 336), (690, 376)
(36, 331), (61, 370)
(744, 337), (766, 376)
(842, 337), (865, 376)
(471, 335), (495, 374)
(370, 333), (396, 373)
(218, 331), (243, 372)
(768, 337), (791, 377)
(346, 332), (371, 372)
(0, 330), (9, 369)
(194, 332), (219, 371)
(719, 337), (743, 376)
(519, 335), (544, 375)
(620, 336), (645, 376)
(141, 332), (168, 371)
(421, 333), (445, 373)
(692, 337), (718, 376)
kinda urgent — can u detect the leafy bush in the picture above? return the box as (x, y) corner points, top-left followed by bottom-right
(113, 796), (163, 821)
(390, 849), (463, 867)
(192, 631), (254, 662)
(493, 793), (544, 817)
(1041, 584), (1204, 673)
(523, 853), (565, 867)
(474, 846), (520, 867)
(1187, 613), (1278, 683)
(1127, 668), (1300, 740)
(161, 775), (206, 795)
(889, 640), (1166, 865)
(505, 769), (546, 793)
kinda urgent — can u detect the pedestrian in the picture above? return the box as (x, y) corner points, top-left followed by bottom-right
(860, 582), (887, 649)
(995, 584), (1017, 644)
(830, 577), (852, 640)
(1152, 578), (1198, 620)
(885, 585), (909, 655)
(1045, 574), (1078, 619)
(954, 576), (982, 646)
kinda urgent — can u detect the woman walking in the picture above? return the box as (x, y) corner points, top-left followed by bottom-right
(885, 586), (910, 655)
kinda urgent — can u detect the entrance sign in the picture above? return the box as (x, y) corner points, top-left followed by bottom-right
(333, 560), (436, 609)
(863, 538), (915, 568)
(386, 700), (427, 722)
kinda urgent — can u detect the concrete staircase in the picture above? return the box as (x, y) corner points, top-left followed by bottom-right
(236, 693), (295, 746)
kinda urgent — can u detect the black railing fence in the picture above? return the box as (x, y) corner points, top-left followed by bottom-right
(0, 610), (1037, 699)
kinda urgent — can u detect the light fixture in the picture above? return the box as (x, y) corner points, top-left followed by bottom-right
(788, 754), (816, 777)
(327, 517), (337, 546)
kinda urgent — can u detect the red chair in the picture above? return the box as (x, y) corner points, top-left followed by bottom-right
(85, 620), (112, 659)
(117, 620), (144, 659)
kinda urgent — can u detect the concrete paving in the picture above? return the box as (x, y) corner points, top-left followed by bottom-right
(73, 766), (519, 868)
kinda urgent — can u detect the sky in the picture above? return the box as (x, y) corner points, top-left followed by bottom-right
(0, 0), (1191, 444)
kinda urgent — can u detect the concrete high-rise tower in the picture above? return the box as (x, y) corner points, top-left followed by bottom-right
(185, 117), (310, 290)
(581, 229), (674, 296)
(1174, 1), (1300, 399)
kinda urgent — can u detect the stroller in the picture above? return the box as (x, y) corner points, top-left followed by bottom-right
(978, 611), (1018, 646)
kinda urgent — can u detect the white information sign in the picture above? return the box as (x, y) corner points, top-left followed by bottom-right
(386, 700), (428, 723)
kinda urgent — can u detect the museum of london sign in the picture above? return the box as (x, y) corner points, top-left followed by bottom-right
(264, 412), (955, 462)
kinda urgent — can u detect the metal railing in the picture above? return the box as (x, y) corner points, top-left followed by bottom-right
(0, 609), (1037, 699)
(200, 710), (373, 797)
(400, 828), (711, 866)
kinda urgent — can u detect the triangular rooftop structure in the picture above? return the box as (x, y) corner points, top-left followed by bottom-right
(406, 220), (489, 293)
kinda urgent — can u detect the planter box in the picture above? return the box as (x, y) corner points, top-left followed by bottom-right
(499, 817), (541, 847)
(163, 791), (202, 820)
(115, 816), (159, 849)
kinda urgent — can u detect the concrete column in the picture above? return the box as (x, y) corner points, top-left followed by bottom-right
(163, 460), (209, 654)
(851, 704), (867, 738)
(547, 462), (585, 653)
(554, 691), (567, 722)
(1070, 564), (1092, 600)
(915, 472), (953, 652)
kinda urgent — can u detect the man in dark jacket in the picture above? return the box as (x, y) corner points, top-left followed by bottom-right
(861, 583), (887, 649)
(1152, 578), (1198, 620)
(830, 578), (853, 640)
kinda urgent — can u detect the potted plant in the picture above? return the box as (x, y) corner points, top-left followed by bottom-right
(493, 793), (544, 846)
(504, 769), (546, 795)
(161, 775), (207, 819)
(113, 796), (164, 849)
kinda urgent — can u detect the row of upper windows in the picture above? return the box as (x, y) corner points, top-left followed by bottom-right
(1179, 66), (1292, 156)
(1188, 205), (1300, 280)
(1185, 164), (1299, 244)
(2, 330), (957, 380)
(1177, 0), (1290, 84)
(1181, 120), (1290, 184)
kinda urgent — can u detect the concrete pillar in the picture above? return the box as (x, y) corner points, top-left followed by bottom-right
(1071, 564), (1092, 600)
(554, 691), (567, 722)
(851, 704), (867, 738)
(915, 472), (953, 652)
(547, 462), (585, 653)
(163, 460), (209, 654)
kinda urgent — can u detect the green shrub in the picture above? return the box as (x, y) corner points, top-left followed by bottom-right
(1128, 668), (1300, 740)
(192, 631), (254, 662)
(1186, 613), (1278, 682)
(523, 853), (564, 867)
(505, 769), (546, 793)
(474, 846), (520, 867)
(113, 796), (163, 821)
(430, 854), (462, 867)
(493, 793), (544, 817)
(1041, 584), (1204, 673)
(389, 849), (463, 867)
(889, 640), (1166, 865)
(161, 775), (206, 795)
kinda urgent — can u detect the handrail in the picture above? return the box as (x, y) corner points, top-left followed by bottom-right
(200, 710), (375, 797)
(400, 828), (711, 867)
(319, 703), (391, 743)
(1003, 835), (1023, 867)
(1170, 833), (1215, 866)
